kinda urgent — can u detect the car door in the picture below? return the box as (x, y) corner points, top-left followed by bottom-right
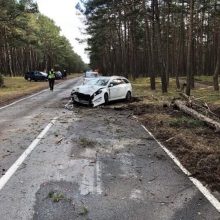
(108, 79), (124, 100)
(34, 72), (41, 81)
(29, 71), (36, 81)
(118, 78), (129, 98)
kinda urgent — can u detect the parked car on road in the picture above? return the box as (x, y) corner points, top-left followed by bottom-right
(83, 71), (100, 84)
(40, 72), (48, 78)
(24, 71), (48, 81)
(71, 76), (132, 107)
(55, 71), (63, 80)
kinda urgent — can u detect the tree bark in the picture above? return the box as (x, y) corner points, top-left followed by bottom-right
(153, 0), (167, 93)
(213, 34), (220, 91)
(186, 0), (194, 96)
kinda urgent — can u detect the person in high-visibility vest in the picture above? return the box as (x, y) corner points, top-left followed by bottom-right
(48, 68), (56, 91)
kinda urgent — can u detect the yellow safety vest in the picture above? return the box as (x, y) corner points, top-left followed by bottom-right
(48, 71), (55, 79)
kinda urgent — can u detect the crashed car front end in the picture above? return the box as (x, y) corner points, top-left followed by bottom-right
(71, 88), (105, 107)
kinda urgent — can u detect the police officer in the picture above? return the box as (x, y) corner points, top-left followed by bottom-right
(48, 68), (55, 91)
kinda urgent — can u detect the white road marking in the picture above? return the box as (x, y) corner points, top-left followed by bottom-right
(96, 159), (103, 194)
(0, 117), (58, 191)
(79, 160), (95, 195)
(0, 80), (70, 111)
(0, 89), (47, 111)
(79, 158), (103, 195)
(141, 125), (220, 213)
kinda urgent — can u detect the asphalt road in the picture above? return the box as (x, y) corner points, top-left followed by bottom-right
(0, 77), (219, 220)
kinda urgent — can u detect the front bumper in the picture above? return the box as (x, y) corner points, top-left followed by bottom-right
(71, 92), (105, 107)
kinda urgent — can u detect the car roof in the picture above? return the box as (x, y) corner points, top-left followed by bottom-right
(92, 76), (130, 81)
(108, 76), (129, 80)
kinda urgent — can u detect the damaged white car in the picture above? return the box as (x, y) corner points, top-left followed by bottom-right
(71, 76), (132, 107)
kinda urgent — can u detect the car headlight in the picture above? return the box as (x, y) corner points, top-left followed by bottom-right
(94, 89), (102, 96)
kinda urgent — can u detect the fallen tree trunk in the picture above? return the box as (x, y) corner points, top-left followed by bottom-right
(174, 100), (220, 132)
(179, 92), (219, 119)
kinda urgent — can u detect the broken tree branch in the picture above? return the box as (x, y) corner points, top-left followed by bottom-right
(174, 100), (220, 132)
(179, 93), (219, 119)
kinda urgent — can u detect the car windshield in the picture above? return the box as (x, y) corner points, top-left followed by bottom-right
(95, 78), (109, 86)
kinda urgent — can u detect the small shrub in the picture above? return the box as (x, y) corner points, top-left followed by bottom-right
(79, 137), (96, 148)
(79, 206), (89, 216)
(48, 191), (64, 203)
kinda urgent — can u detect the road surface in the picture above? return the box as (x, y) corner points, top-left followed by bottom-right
(0, 77), (219, 220)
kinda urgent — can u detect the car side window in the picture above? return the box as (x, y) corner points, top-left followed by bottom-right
(111, 79), (121, 86)
(122, 78), (129, 84)
(118, 79), (126, 84)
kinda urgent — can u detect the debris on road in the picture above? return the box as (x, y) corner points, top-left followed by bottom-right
(56, 138), (63, 145)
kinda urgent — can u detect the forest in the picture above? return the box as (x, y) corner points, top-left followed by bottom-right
(0, 0), (86, 78)
(84, 0), (220, 95)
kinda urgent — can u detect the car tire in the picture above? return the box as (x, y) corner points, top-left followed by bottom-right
(104, 93), (109, 104)
(126, 91), (132, 101)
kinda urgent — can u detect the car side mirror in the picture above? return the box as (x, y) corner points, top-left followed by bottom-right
(109, 83), (113, 88)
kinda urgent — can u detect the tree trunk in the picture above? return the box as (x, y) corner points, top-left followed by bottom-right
(186, 0), (194, 96)
(153, 0), (167, 93)
(174, 100), (220, 132)
(213, 34), (219, 91)
(7, 43), (13, 77)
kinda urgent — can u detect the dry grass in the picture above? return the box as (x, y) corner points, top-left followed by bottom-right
(131, 77), (220, 105)
(0, 74), (79, 106)
(0, 77), (48, 105)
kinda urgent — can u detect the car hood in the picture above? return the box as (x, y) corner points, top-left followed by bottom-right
(73, 85), (104, 96)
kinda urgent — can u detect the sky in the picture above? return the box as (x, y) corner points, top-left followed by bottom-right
(36, 0), (89, 64)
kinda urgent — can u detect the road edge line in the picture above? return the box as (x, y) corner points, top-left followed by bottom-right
(0, 117), (58, 191)
(0, 79), (74, 111)
(141, 124), (220, 213)
(0, 89), (48, 110)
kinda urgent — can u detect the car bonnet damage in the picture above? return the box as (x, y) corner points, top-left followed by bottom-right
(71, 86), (105, 107)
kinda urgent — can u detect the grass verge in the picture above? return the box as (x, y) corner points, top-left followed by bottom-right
(0, 74), (79, 106)
(132, 77), (220, 105)
(129, 77), (220, 194)
(0, 77), (48, 106)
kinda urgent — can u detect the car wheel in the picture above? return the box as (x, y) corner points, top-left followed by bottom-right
(126, 91), (132, 101)
(104, 93), (109, 104)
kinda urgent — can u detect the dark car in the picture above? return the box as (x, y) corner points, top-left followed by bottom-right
(24, 71), (48, 81)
